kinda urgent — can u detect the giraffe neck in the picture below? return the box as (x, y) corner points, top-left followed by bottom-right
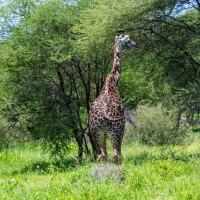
(103, 40), (122, 95)
(110, 41), (122, 84)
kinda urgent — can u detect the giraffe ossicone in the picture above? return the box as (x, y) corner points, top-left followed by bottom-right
(89, 30), (139, 165)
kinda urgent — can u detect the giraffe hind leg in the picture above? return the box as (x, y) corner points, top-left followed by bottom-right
(112, 139), (122, 165)
(98, 132), (108, 163)
(91, 130), (108, 163)
(111, 123), (124, 165)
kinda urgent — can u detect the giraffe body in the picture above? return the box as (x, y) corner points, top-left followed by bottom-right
(90, 76), (125, 164)
(89, 30), (139, 165)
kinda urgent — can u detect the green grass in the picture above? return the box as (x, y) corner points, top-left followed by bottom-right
(0, 138), (200, 200)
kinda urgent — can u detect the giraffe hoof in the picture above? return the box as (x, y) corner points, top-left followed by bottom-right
(114, 155), (121, 166)
(98, 155), (107, 163)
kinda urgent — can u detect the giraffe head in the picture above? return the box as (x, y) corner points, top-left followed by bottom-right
(116, 29), (139, 50)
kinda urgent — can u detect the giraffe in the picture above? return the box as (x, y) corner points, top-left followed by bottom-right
(89, 29), (139, 165)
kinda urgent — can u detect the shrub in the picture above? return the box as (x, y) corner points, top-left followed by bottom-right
(125, 104), (189, 145)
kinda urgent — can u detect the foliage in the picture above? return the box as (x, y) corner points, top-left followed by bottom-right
(0, 0), (91, 157)
(2, 1), (76, 157)
(0, 140), (200, 199)
(0, 0), (199, 157)
(130, 104), (189, 145)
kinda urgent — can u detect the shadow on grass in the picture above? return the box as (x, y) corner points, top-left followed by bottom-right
(12, 157), (80, 175)
(124, 151), (200, 165)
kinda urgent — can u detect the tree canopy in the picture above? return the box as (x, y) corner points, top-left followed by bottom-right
(0, 0), (199, 157)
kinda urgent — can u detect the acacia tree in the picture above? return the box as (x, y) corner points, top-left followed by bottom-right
(0, 0), (86, 157)
(119, 0), (200, 113)
(0, 0), (199, 157)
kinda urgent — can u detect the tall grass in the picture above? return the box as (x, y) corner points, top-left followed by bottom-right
(0, 137), (200, 199)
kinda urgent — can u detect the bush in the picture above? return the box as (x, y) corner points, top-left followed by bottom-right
(125, 104), (189, 145)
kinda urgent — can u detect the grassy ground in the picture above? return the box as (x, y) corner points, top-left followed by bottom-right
(0, 136), (200, 200)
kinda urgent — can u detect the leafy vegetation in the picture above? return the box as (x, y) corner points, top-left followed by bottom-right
(0, 1), (200, 198)
(130, 104), (189, 145)
(0, 0), (200, 160)
(0, 139), (200, 199)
